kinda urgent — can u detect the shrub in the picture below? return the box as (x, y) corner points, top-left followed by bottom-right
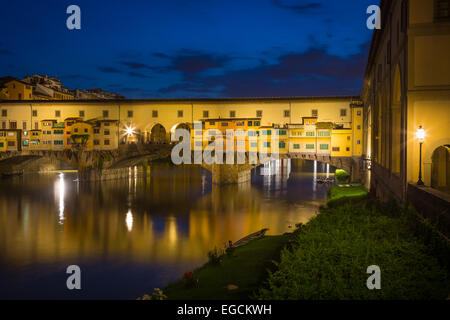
(257, 201), (450, 300)
(335, 169), (350, 183)
(207, 247), (223, 265)
(180, 272), (198, 288)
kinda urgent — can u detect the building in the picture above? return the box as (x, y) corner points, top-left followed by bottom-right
(0, 77), (33, 100)
(0, 129), (21, 151)
(361, 0), (450, 200)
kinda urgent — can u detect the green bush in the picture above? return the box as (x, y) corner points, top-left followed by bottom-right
(257, 201), (450, 300)
(335, 169), (350, 183)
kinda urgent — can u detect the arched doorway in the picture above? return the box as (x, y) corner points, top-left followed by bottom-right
(170, 123), (191, 142)
(431, 145), (450, 194)
(150, 124), (167, 144)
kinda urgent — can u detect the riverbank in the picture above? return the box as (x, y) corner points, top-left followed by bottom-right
(160, 232), (297, 300)
(151, 185), (450, 300)
(257, 186), (450, 299)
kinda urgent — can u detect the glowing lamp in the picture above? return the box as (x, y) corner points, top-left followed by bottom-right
(416, 126), (425, 143)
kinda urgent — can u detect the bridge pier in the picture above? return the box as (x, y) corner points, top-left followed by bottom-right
(209, 163), (253, 185)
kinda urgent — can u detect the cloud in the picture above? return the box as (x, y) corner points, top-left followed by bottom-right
(62, 74), (96, 80)
(170, 49), (231, 75)
(153, 52), (171, 59)
(272, 0), (323, 14)
(98, 66), (122, 73)
(128, 71), (150, 78)
(157, 42), (370, 98)
(119, 61), (152, 69)
(0, 49), (13, 55)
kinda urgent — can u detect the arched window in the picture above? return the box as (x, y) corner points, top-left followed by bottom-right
(431, 145), (450, 194)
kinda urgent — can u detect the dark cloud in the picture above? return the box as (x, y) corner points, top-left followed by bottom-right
(151, 49), (232, 79)
(158, 42), (370, 98)
(119, 61), (152, 69)
(128, 71), (150, 78)
(62, 74), (96, 80)
(153, 52), (171, 59)
(0, 49), (13, 55)
(272, 0), (323, 14)
(98, 66), (123, 73)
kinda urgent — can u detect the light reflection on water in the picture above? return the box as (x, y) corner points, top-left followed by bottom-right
(0, 159), (335, 299)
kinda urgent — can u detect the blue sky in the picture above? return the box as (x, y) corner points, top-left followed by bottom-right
(0, 0), (379, 98)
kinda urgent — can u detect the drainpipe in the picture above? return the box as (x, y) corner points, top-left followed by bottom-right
(191, 103), (194, 129)
(289, 101), (292, 124)
(118, 103), (120, 145)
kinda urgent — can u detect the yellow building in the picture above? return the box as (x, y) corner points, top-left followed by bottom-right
(28, 130), (42, 150)
(331, 129), (353, 157)
(64, 117), (83, 149)
(52, 123), (65, 151)
(40, 119), (57, 150)
(0, 77), (33, 100)
(0, 129), (21, 151)
(92, 120), (119, 150)
(71, 121), (94, 151)
(362, 0), (450, 200)
(53, 90), (74, 100)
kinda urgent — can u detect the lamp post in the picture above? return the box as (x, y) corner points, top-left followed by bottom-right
(416, 126), (425, 186)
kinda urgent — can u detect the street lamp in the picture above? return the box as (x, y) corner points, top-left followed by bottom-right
(416, 126), (425, 186)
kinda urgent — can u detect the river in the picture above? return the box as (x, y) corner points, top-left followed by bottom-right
(0, 158), (335, 299)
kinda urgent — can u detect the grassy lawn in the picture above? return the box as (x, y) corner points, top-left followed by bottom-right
(257, 198), (450, 300)
(327, 185), (368, 206)
(162, 233), (296, 300)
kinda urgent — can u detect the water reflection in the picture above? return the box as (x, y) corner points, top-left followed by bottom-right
(0, 159), (335, 299)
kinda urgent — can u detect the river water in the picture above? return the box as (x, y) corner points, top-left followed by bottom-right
(0, 159), (334, 299)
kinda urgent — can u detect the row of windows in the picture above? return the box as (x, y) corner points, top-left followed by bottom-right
(0, 141), (16, 147)
(93, 140), (111, 145)
(4, 108), (351, 119)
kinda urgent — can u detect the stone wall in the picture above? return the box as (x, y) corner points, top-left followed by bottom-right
(407, 183), (450, 237)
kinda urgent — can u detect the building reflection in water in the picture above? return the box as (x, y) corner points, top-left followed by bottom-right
(54, 172), (65, 225)
(0, 159), (334, 271)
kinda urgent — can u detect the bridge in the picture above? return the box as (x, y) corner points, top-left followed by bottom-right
(0, 144), (173, 180)
(0, 143), (361, 184)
